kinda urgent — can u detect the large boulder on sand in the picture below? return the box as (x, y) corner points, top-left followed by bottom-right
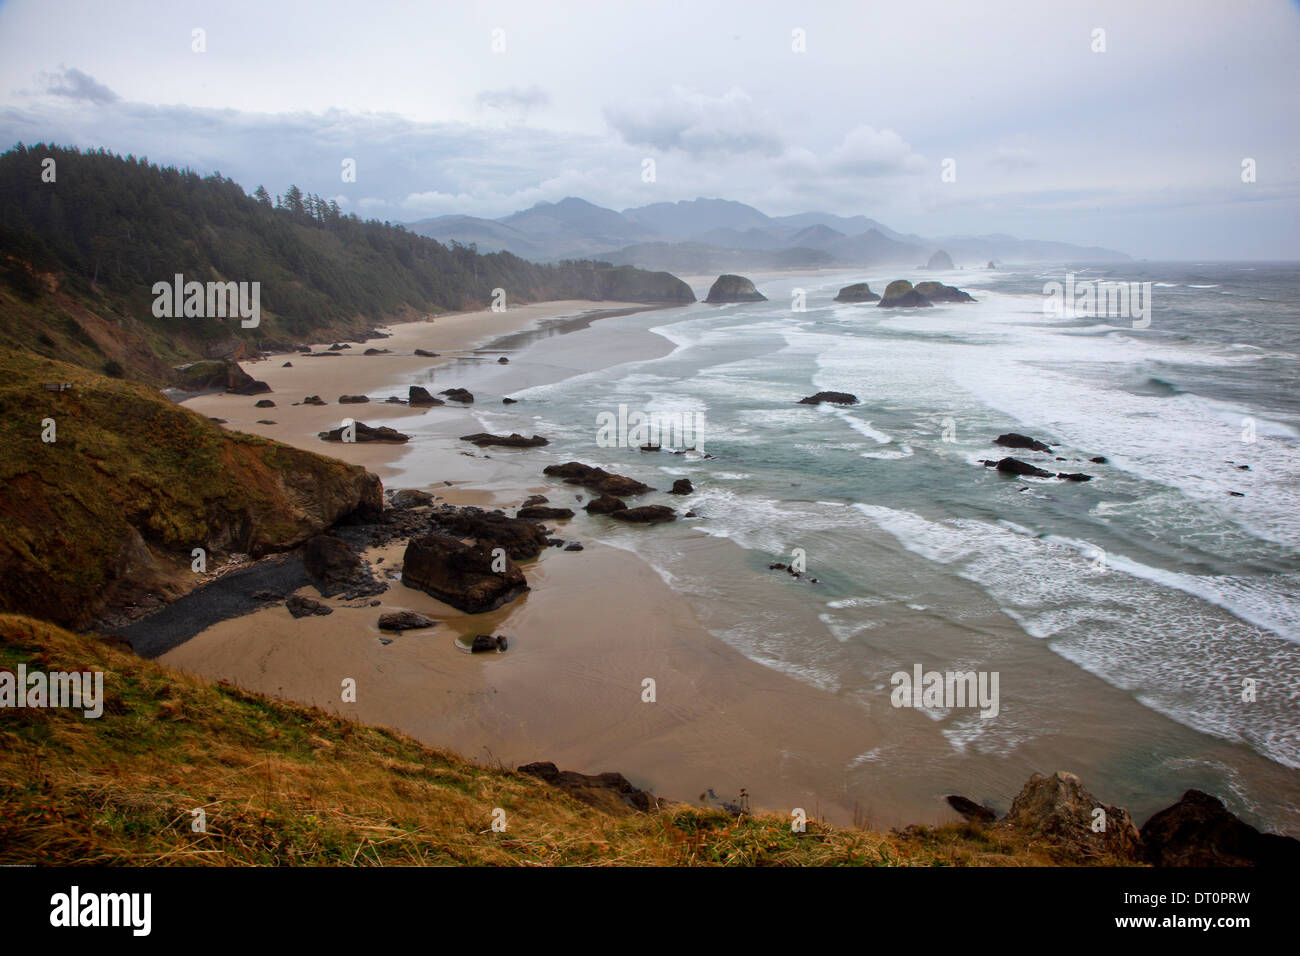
(303, 534), (365, 597)
(401, 533), (529, 613)
(705, 274), (767, 303)
(318, 422), (410, 443)
(429, 505), (551, 560)
(409, 385), (444, 406)
(1139, 789), (1300, 867)
(834, 282), (881, 303)
(1000, 771), (1142, 862)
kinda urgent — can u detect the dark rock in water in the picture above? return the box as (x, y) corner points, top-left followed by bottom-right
(378, 611), (436, 631)
(1140, 789), (1300, 867)
(303, 534), (364, 597)
(877, 280), (934, 308)
(705, 274), (767, 303)
(302, 395), (327, 406)
(987, 261), (996, 269)
(1056, 472), (1092, 482)
(402, 533), (528, 613)
(518, 506), (575, 520)
(926, 249), (955, 270)
(498, 356), (509, 364)
(1001, 771), (1142, 862)
(282, 362), (293, 368)
(254, 399), (276, 408)
(338, 394), (370, 404)
(995, 433), (1052, 452)
(1237, 464), (1250, 471)
(440, 387), (474, 403)
(389, 488), (434, 509)
(318, 422), (410, 443)
(363, 348), (390, 355)
(1090, 456), (1108, 464)
(834, 282), (881, 303)
(669, 478), (694, 495)
(460, 432), (549, 448)
(995, 457), (1054, 478)
(564, 541), (584, 552)
(798, 391), (859, 406)
(414, 349), (439, 357)
(409, 385), (444, 406)
(913, 280), (975, 303)
(584, 494), (628, 515)
(610, 505), (677, 524)
(522, 495), (549, 507)
(287, 594), (332, 618)
(229, 379), (272, 395)
(946, 795), (997, 824)
(471, 633), (509, 653)
(1228, 491), (1245, 497)
(544, 462), (652, 496)
(518, 761), (659, 815)
(429, 505), (551, 559)
(502, 397), (518, 404)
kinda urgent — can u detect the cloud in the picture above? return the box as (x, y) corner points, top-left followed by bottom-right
(476, 85), (549, 113)
(824, 125), (925, 175)
(605, 86), (783, 156)
(41, 67), (118, 105)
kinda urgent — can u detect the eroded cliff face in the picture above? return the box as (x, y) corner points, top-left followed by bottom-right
(0, 349), (382, 629)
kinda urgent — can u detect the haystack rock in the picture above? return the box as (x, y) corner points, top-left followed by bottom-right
(834, 282), (881, 303)
(926, 249), (955, 270)
(705, 274), (767, 303)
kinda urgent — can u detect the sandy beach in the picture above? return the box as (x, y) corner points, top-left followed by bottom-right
(171, 298), (892, 826)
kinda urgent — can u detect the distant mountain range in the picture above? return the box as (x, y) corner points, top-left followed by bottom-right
(407, 197), (1130, 271)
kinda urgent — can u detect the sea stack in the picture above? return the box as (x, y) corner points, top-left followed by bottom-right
(877, 279), (934, 308)
(834, 282), (881, 303)
(926, 249), (955, 270)
(913, 280), (975, 303)
(705, 274), (767, 303)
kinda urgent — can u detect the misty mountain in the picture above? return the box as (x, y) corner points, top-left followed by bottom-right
(407, 196), (1130, 268)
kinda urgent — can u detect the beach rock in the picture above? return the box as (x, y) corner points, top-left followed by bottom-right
(498, 356), (509, 364)
(303, 534), (365, 598)
(705, 274), (767, 303)
(401, 533), (529, 613)
(522, 495), (549, 507)
(610, 505), (677, 524)
(389, 488), (434, 509)
(518, 761), (659, 815)
(517, 506), (574, 520)
(471, 633), (508, 653)
(207, 417), (227, 423)
(254, 399), (276, 408)
(563, 542), (584, 551)
(384, 397), (407, 405)
(914, 280), (975, 303)
(339, 394), (370, 404)
(328, 343), (349, 351)
(363, 348), (390, 355)
(460, 432), (549, 448)
(414, 349), (439, 358)
(994, 433), (1052, 453)
(256, 419), (277, 425)
(1090, 456), (1108, 464)
(926, 249), (955, 270)
(1056, 472), (1093, 482)
(669, 478), (694, 495)
(228, 379), (272, 395)
(302, 395), (327, 406)
(281, 362), (293, 367)
(378, 611), (436, 631)
(798, 391), (859, 406)
(318, 422), (411, 443)
(174, 359), (258, 392)
(440, 387), (474, 403)
(1000, 771), (1141, 862)
(995, 457), (1054, 478)
(877, 279), (934, 308)
(834, 282), (881, 303)
(1139, 789), (1300, 867)
(502, 398), (518, 404)
(584, 494), (628, 515)
(286, 594), (333, 618)
(544, 462), (652, 496)
(946, 795), (997, 824)
(408, 385), (444, 406)
(430, 505), (551, 560)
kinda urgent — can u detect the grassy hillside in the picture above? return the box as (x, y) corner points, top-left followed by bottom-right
(0, 348), (380, 629)
(0, 613), (1081, 866)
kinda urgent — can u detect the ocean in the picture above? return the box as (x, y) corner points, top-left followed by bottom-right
(391, 262), (1300, 832)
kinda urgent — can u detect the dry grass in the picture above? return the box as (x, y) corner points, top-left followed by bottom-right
(1, 613), (1080, 866)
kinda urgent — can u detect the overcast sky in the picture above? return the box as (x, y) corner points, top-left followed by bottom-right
(1, 0), (1297, 259)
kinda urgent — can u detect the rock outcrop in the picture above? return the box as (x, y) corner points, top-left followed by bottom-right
(518, 761), (659, 815)
(1139, 789), (1300, 867)
(338, 394), (370, 404)
(926, 249), (955, 270)
(440, 387), (474, 404)
(877, 279), (934, 308)
(378, 611), (436, 631)
(400, 533), (528, 613)
(584, 494), (628, 515)
(669, 478), (694, 495)
(428, 505), (551, 560)
(705, 274), (766, 303)
(408, 385), (443, 406)
(609, 505), (677, 524)
(318, 422), (411, 443)
(834, 282), (881, 303)
(302, 534), (367, 598)
(993, 457), (1055, 478)
(543, 462), (652, 496)
(913, 281), (975, 303)
(994, 433), (1052, 452)
(798, 391), (859, 405)
(459, 433), (549, 448)
(517, 506), (574, 520)
(1000, 771), (1141, 862)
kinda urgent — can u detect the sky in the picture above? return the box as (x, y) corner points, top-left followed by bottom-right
(0, 0), (1297, 259)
